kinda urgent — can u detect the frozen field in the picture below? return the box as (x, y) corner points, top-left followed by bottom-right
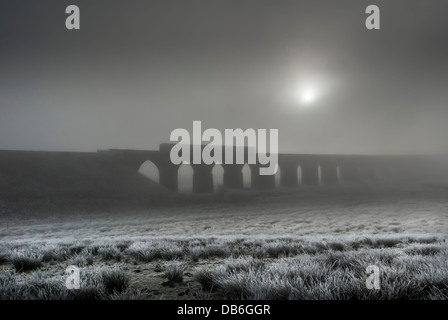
(1, 181), (448, 300)
(1, 181), (448, 242)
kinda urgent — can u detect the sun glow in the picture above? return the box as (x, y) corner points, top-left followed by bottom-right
(300, 90), (316, 104)
(283, 80), (322, 108)
(282, 71), (338, 109)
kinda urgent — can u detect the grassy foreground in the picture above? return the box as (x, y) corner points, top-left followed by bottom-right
(1, 234), (447, 300)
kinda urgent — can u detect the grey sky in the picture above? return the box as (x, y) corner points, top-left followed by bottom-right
(1, 0), (447, 154)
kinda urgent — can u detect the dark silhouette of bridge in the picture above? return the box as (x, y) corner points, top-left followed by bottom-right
(103, 143), (447, 193)
(1, 145), (446, 195)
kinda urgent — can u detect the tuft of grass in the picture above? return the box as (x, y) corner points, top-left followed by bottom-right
(115, 240), (132, 252)
(68, 249), (94, 267)
(405, 244), (443, 256)
(9, 253), (43, 272)
(98, 245), (122, 261)
(71, 287), (105, 300)
(164, 260), (186, 284)
(224, 257), (264, 273)
(406, 236), (439, 244)
(125, 240), (185, 262)
(161, 246), (184, 260)
(194, 268), (217, 290)
(328, 242), (345, 252)
(187, 241), (231, 261)
(101, 268), (130, 294)
(68, 245), (86, 255)
(125, 242), (158, 262)
(188, 245), (202, 262)
(198, 244), (231, 259)
(40, 244), (69, 263)
(109, 289), (147, 300)
(0, 252), (9, 264)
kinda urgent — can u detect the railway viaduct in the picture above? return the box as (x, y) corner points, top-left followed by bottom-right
(0, 145), (445, 194)
(103, 143), (444, 193)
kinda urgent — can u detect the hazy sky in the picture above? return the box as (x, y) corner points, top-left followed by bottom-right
(1, 0), (447, 154)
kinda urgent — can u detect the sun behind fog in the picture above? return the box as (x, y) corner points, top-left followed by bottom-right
(301, 90), (316, 105)
(283, 80), (321, 108)
(293, 86), (318, 108)
(282, 73), (334, 109)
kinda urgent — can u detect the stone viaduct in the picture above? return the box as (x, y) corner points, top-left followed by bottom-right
(103, 143), (446, 193)
(0, 146), (445, 194)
